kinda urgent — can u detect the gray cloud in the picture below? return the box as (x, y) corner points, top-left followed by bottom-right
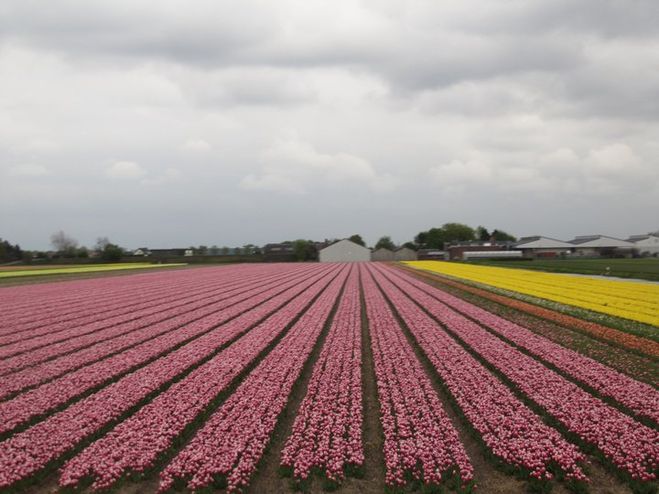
(1, 0), (658, 250)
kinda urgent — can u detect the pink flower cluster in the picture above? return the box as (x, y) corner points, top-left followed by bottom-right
(0, 266), (336, 489)
(59, 266), (342, 490)
(0, 264), (261, 338)
(158, 266), (350, 493)
(378, 266), (658, 483)
(367, 265), (587, 483)
(360, 265), (474, 489)
(0, 267), (225, 348)
(381, 265), (659, 423)
(280, 270), (363, 484)
(0, 266), (327, 436)
(0, 265), (312, 401)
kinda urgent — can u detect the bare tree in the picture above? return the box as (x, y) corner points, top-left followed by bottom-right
(50, 230), (78, 254)
(95, 237), (111, 251)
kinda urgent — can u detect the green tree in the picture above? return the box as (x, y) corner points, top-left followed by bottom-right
(374, 236), (396, 251)
(293, 239), (317, 261)
(76, 247), (89, 258)
(491, 229), (517, 242)
(401, 241), (418, 251)
(348, 234), (366, 247)
(476, 226), (490, 241)
(414, 223), (476, 249)
(414, 227), (443, 249)
(101, 243), (123, 262)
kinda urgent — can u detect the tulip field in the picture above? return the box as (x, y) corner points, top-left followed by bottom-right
(405, 261), (659, 327)
(0, 263), (657, 494)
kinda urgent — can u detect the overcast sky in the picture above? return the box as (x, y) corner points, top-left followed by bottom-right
(1, 0), (658, 250)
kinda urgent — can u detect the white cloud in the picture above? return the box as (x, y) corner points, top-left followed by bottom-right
(182, 138), (211, 152)
(241, 135), (396, 194)
(106, 161), (146, 180)
(8, 164), (50, 177)
(141, 167), (182, 185)
(429, 158), (493, 185)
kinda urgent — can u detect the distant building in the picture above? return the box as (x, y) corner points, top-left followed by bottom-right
(417, 249), (446, 260)
(132, 248), (150, 256)
(394, 247), (418, 261)
(627, 234), (659, 257)
(319, 239), (370, 262)
(262, 243), (296, 262)
(371, 248), (395, 261)
(148, 248), (194, 258)
(569, 235), (635, 258)
(462, 250), (523, 260)
(514, 236), (574, 258)
(445, 241), (515, 260)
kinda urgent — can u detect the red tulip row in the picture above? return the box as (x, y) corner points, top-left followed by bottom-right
(0, 265), (312, 384)
(379, 265), (659, 423)
(366, 265), (587, 484)
(58, 265), (347, 491)
(0, 264), (296, 349)
(377, 267), (658, 483)
(0, 266), (335, 439)
(158, 266), (351, 493)
(0, 265), (247, 334)
(280, 269), (363, 484)
(360, 265), (474, 489)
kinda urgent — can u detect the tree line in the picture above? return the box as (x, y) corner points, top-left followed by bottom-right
(349, 223), (516, 252)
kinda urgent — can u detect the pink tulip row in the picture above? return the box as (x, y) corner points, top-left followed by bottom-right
(280, 269), (363, 484)
(366, 265), (587, 484)
(0, 265), (311, 380)
(0, 264), (295, 347)
(0, 267), (322, 409)
(158, 266), (351, 493)
(360, 265), (475, 489)
(0, 266), (335, 440)
(0, 269), (221, 338)
(377, 267), (658, 483)
(0, 264), (294, 338)
(0, 265), (245, 333)
(0, 264), (242, 320)
(0, 265), (343, 489)
(379, 265), (659, 423)
(59, 266), (346, 491)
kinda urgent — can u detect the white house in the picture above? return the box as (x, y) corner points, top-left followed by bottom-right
(627, 234), (659, 257)
(569, 235), (635, 257)
(319, 239), (371, 262)
(514, 236), (574, 258)
(371, 248), (395, 261)
(394, 247), (418, 261)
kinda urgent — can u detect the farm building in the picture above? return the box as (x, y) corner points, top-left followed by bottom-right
(446, 241), (515, 260)
(417, 249), (447, 260)
(514, 236), (574, 258)
(569, 235), (635, 258)
(463, 250), (523, 260)
(627, 234), (659, 256)
(262, 243), (296, 262)
(371, 248), (395, 261)
(319, 239), (371, 262)
(148, 248), (194, 257)
(394, 247), (418, 261)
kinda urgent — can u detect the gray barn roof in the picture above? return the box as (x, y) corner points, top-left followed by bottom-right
(514, 236), (573, 249)
(569, 235), (634, 248)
